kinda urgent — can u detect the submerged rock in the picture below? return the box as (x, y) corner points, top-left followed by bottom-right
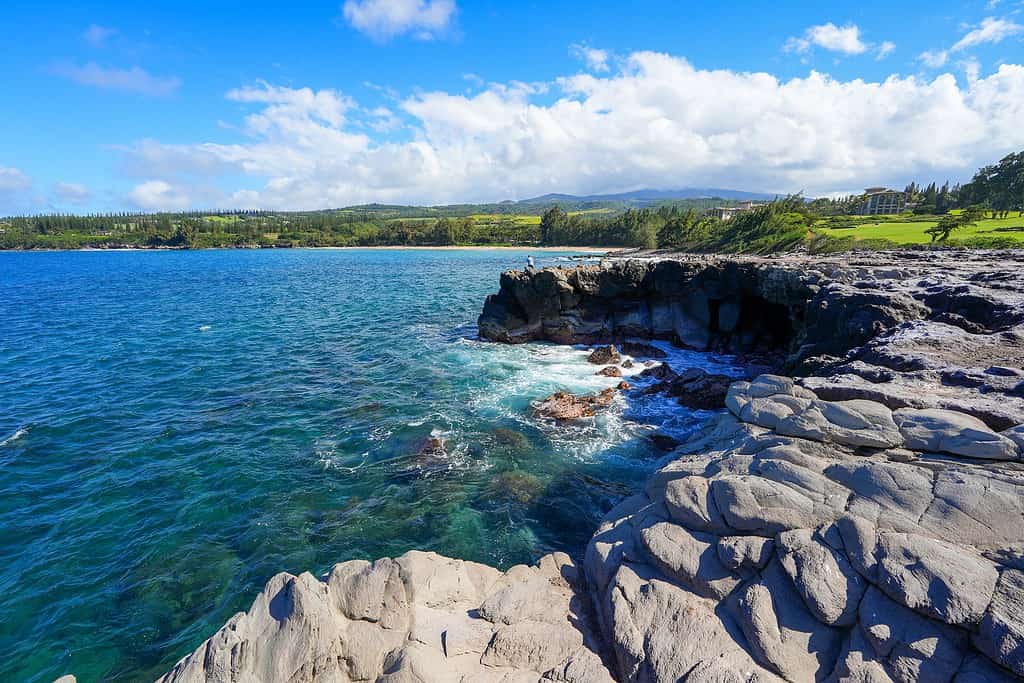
(595, 365), (622, 377)
(485, 470), (545, 504)
(413, 435), (448, 463)
(489, 427), (532, 453)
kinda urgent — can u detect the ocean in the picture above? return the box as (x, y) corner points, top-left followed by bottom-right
(0, 248), (740, 681)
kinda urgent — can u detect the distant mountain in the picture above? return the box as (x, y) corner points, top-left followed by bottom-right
(515, 188), (777, 205)
(334, 188), (778, 218)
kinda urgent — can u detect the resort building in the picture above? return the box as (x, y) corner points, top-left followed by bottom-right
(707, 202), (760, 221)
(857, 188), (906, 215)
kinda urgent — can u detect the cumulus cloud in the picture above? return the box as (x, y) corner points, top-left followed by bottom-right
(342, 0), (456, 41)
(919, 16), (1024, 68)
(116, 53), (1024, 209)
(52, 62), (181, 96)
(82, 24), (117, 47)
(127, 180), (192, 210)
(52, 182), (92, 205)
(0, 166), (32, 193)
(785, 23), (870, 55)
(570, 43), (610, 72)
(0, 166), (36, 215)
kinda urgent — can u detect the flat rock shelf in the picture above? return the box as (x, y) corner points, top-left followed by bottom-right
(114, 251), (1024, 682)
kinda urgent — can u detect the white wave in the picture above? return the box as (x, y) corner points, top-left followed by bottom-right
(0, 426), (28, 447)
(198, 325), (212, 332)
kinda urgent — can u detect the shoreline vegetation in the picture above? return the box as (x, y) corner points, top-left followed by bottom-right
(3, 150), (1022, 255)
(0, 244), (612, 253)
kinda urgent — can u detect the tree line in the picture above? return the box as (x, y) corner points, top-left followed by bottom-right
(2, 150), (1021, 251)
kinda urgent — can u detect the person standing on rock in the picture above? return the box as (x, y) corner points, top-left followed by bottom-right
(527, 255), (535, 271)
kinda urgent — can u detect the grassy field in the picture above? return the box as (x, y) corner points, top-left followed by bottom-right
(814, 214), (1024, 245)
(385, 210), (613, 226)
(467, 213), (542, 225)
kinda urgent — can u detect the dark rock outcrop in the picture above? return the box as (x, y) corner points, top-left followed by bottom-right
(646, 367), (735, 410)
(481, 252), (1024, 428)
(587, 345), (621, 364)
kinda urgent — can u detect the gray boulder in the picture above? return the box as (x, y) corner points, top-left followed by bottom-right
(606, 562), (782, 682)
(1003, 424), (1024, 454)
(894, 408), (1020, 460)
(728, 560), (843, 680)
(858, 587), (969, 683)
(825, 460), (933, 531)
(663, 476), (734, 535)
(917, 467), (1024, 549)
(717, 536), (775, 572)
(875, 532), (999, 626)
(776, 400), (903, 450)
(776, 528), (867, 626)
(638, 521), (740, 599)
(974, 569), (1024, 677)
(712, 475), (842, 537)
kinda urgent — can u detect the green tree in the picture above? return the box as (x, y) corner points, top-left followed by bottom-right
(539, 206), (568, 245)
(925, 205), (985, 242)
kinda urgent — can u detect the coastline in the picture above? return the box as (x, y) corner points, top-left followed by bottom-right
(153, 250), (1024, 683)
(0, 245), (614, 254)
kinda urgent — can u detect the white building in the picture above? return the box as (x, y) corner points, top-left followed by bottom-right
(858, 188), (906, 215)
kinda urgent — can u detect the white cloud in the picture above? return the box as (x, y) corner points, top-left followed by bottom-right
(227, 82), (354, 128)
(342, 0), (456, 41)
(570, 43), (610, 72)
(962, 57), (983, 84)
(919, 49), (949, 68)
(368, 106), (403, 132)
(52, 182), (92, 205)
(83, 24), (117, 47)
(785, 23), (870, 55)
(117, 54), (1024, 209)
(0, 166), (36, 215)
(52, 62), (181, 96)
(127, 180), (192, 210)
(920, 16), (1024, 68)
(0, 166), (32, 193)
(876, 41), (896, 60)
(952, 16), (1024, 51)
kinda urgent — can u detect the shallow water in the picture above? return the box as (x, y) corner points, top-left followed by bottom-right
(0, 248), (740, 682)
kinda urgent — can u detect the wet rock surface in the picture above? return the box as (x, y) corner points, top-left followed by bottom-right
(645, 366), (735, 410)
(533, 388), (619, 421)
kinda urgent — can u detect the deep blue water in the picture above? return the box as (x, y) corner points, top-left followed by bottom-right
(0, 248), (739, 682)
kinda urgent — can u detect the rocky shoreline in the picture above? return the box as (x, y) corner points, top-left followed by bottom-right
(137, 251), (1024, 682)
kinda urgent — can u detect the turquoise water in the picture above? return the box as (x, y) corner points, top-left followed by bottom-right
(0, 249), (739, 682)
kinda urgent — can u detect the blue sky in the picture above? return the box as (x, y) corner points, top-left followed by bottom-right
(1, 0), (1023, 213)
